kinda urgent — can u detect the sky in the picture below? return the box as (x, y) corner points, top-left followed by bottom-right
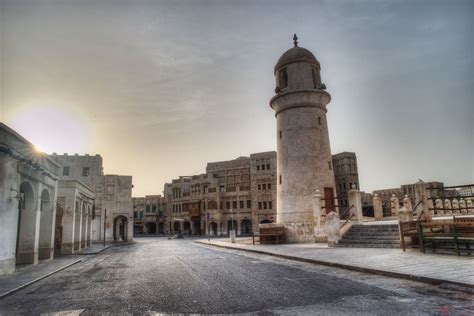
(1, 0), (473, 196)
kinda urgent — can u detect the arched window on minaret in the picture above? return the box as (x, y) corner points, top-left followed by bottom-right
(279, 68), (288, 89)
(312, 67), (321, 89)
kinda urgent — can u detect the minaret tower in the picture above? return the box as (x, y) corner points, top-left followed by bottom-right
(270, 35), (336, 242)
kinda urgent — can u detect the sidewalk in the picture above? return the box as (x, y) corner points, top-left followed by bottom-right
(0, 242), (134, 298)
(195, 238), (474, 289)
(0, 257), (82, 298)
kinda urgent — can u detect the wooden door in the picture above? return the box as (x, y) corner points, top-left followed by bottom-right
(324, 187), (335, 214)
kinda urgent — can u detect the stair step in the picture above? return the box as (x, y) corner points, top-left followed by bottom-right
(336, 243), (401, 249)
(339, 239), (400, 244)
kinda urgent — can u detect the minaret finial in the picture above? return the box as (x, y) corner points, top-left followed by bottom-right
(293, 34), (298, 47)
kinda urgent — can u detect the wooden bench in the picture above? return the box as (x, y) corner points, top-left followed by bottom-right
(419, 217), (474, 255)
(252, 225), (286, 245)
(399, 220), (424, 251)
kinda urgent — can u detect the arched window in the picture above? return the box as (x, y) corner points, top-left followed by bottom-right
(312, 67), (321, 88)
(208, 200), (217, 210)
(279, 68), (288, 89)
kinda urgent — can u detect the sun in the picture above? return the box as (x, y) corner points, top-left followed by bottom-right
(7, 105), (91, 154)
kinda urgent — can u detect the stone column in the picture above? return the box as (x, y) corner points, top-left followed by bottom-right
(326, 211), (340, 247)
(373, 194), (383, 221)
(61, 197), (76, 254)
(312, 191), (324, 240)
(459, 198), (467, 215)
(390, 194), (399, 217)
(403, 195), (413, 221)
(348, 189), (363, 222)
(452, 199), (460, 215)
(444, 199), (452, 215)
(435, 198), (444, 216)
(414, 181), (431, 220)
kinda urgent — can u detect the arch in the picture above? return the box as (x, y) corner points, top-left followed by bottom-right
(279, 68), (288, 89)
(158, 222), (164, 234)
(16, 181), (37, 265)
(241, 219), (252, 235)
(312, 67), (321, 88)
(183, 221), (191, 235)
(227, 220), (237, 234)
(39, 189), (54, 259)
(260, 219), (272, 224)
(113, 215), (128, 241)
(208, 200), (217, 210)
(173, 221), (181, 233)
(210, 222), (218, 235)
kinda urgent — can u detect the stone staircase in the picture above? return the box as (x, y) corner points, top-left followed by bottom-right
(337, 224), (401, 248)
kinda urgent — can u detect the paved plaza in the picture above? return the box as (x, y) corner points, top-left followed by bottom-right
(195, 237), (474, 288)
(0, 238), (473, 315)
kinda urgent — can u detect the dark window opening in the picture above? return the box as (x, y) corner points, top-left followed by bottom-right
(279, 68), (288, 89)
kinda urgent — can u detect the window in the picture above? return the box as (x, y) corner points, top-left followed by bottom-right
(239, 201), (244, 209)
(63, 167), (70, 176)
(258, 202), (262, 210)
(318, 117), (322, 125)
(279, 68), (288, 89)
(279, 175), (282, 184)
(268, 184), (272, 190)
(226, 201), (230, 210)
(146, 205), (150, 212)
(262, 184), (267, 190)
(328, 161), (332, 170)
(152, 205), (157, 212)
(258, 184), (261, 190)
(263, 202), (267, 209)
(262, 164), (265, 170)
(82, 167), (90, 176)
(257, 165), (260, 171)
(279, 130), (282, 139)
(266, 164), (270, 170)
(232, 201), (237, 209)
(269, 201), (273, 209)
(246, 200), (251, 208)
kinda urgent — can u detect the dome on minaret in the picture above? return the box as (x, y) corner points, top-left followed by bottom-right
(273, 35), (324, 93)
(274, 46), (320, 73)
(274, 34), (320, 73)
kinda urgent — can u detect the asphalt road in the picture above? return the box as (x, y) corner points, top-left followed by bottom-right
(0, 237), (472, 315)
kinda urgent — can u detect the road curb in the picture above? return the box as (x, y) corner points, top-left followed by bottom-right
(194, 240), (474, 290)
(72, 242), (135, 255)
(0, 259), (82, 299)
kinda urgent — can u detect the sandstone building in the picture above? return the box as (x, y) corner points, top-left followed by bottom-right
(133, 195), (166, 234)
(50, 154), (134, 243)
(332, 152), (360, 211)
(135, 151), (277, 236)
(0, 123), (59, 276)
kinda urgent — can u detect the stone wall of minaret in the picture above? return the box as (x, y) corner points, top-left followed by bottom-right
(270, 36), (337, 242)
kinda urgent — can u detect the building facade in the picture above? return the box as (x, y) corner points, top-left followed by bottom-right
(133, 195), (166, 234)
(50, 154), (134, 243)
(332, 152), (360, 212)
(150, 151), (277, 236)
(0, 123), (59, 276)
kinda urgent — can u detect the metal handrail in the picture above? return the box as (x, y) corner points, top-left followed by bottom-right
(339, 205), (355, 228)
(340, 214), (354, 229)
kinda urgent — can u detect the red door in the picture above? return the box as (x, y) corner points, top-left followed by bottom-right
(324, 187), (335, 214)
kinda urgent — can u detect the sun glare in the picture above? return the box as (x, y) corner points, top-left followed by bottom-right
(8, 105), (90, 154)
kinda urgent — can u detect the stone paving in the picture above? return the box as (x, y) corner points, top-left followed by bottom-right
(195, 238), (474, 288)
(0, 257), (82, 298)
